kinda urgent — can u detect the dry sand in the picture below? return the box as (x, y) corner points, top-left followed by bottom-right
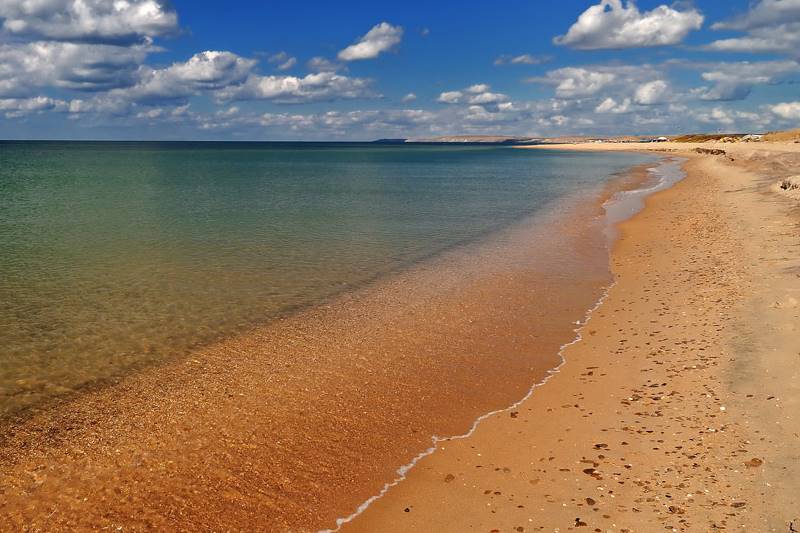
(340, 142), (800, 533)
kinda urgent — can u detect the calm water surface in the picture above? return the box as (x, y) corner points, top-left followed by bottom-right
(0, 141), (652, 416)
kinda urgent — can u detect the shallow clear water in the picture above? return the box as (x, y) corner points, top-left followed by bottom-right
(0, 141), (653, 416)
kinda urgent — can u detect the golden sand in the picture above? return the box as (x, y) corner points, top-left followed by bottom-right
(340, 142), (800, 532)
(4, 142), (798, 532)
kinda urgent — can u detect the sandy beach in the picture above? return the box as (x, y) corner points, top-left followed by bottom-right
(339, 141), (800, 533)
(2, 141), (799, 532)
(3, 0), (799, 530)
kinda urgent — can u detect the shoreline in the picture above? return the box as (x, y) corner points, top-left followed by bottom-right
(0, 147), (651, 424)
(323, 156), (685, 532)
(340, 141), (800, 532)
(0, 152), (655, 531)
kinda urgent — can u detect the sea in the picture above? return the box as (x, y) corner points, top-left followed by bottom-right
(0, 141), (655, 418)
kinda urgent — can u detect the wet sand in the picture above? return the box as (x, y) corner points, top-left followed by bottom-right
(0, 160), (650, 531)
(340, 142), (800, 532)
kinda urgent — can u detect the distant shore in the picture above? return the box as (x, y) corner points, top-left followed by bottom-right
(339, 141), (800, 532)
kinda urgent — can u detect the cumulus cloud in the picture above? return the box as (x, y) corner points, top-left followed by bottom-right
(0, 3), (387, 129)
(706, 25), (800, 53)
(338, 22), (403, 61)
(554, 0), (703, 50)
(706, 0), (800, 53)
(696, 60), (799, 101)
(0, 0), (791, 138)
(633, 79), (669, 105)
(494, 54), (550, 66)
(469, 92), (507, 104)
(696, 106), (764, 128)
(201, 108), (438, 136)
(595, 97), (632, 113)
(30, 50), (378, 117)
(134, 93), (731, 140)
(0, 95), (70, 117)
(436, 84), (508, 105)
(0, 41), (148, 96)
(771, 101), (800, 120)
(0, 0), (178, 44)
(437, 90), (463, 104)
(121, 51), (256, 104)
(216, 71), (377, 104)
(532, 67), (617, 98)
(464, 83), (488, 94)
(135, 103), (189, 121)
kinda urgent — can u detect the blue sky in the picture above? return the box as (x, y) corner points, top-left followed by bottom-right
(0, 0), (798, 140)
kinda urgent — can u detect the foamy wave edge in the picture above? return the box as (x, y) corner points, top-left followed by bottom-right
(320, 156), (685, 533)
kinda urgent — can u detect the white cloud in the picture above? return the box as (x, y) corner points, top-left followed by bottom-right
(696, 60), (799, 101)
(60, 59), (376, 118)
(51, 50), (258, 116)
(123, 50), (256, 103)
(0, 0), (178, 44)
(494, 54), (549, 66)
(268, 52), (297, 71)
(466, 84), (490, 94)
(437, 90), (463, 104)
(0, 1), (791, 139)
(135, 103), (189, 121)
(705, 25), (800, 53)
(337, 22), (403, 61)
(534, 67), (617, 98)
(634, 79), (669, 105)
(437, 84), (508, 105)
(712, 0), (800, 31)
(697, 106), (763, 128)
(217, 106), (240, 118)
(217, 71), (376, 104)
(463, 105), (499, 123)
(706, 0), (800, 53)
(234, 108), (437, 135)
(469, 91), (508, 104)
(0, 95), (70, 117)
(60, 96), (124, 115)
(595, 97), (631, 113)
(0, 41), (148, 96)
(771, 101), (800, 120)
(547, 115), (570, 127)
(554, 0), (703, 50)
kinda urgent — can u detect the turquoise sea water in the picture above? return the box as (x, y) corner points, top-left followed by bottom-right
(0, 141), (652, 416)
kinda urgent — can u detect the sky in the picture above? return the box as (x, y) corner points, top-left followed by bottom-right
(0, 0), (799, 140)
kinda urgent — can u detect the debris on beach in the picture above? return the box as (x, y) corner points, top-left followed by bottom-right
(694, 148), (727, 156)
